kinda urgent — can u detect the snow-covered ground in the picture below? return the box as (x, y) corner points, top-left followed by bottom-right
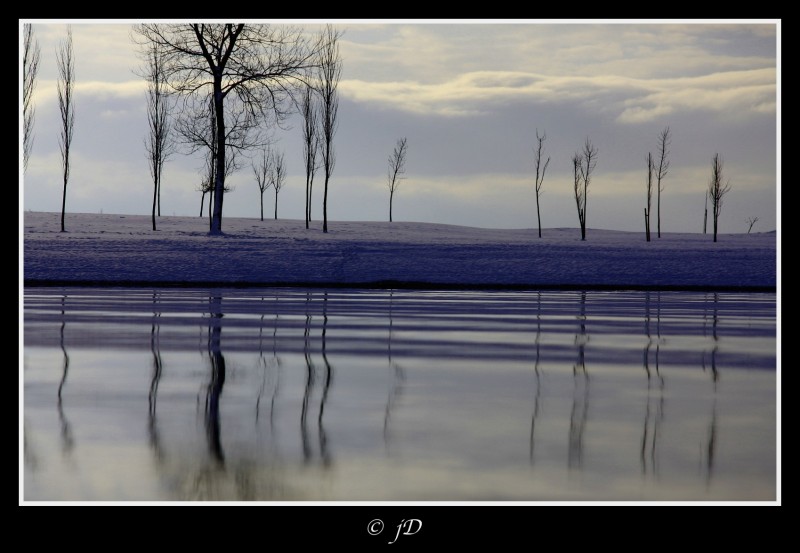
(22, 211), (777, 289)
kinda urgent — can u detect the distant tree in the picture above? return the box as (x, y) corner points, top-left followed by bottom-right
(252, 145), (273, 221)
(572, 153), (585, 238)
(746, 216), (759, 234)
(644, 152), (654, 242)
(141, 40), (175, 231)
(318, 24), (342, 233)
(655, 126), (670, 238)
(532, 130), (550, 238)
(572, 138), (598, 241)
(57, 27), (75, 233)
(300, 80), (320, 228)
(132, 23), (325, 234)
(387, 137), (408, 223)
(271, 150), (286, 220)
(23, 23), (41, 173)
(708, 153), (731, 242)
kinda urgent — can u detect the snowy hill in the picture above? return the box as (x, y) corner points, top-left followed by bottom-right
(23, 212), (777, 289)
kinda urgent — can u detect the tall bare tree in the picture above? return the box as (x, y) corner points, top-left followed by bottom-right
(318, 24), (342, 234)
(572, 152), (585, 239)
(23, 23), (41, 173)
(746, 216), (759, 234)
(708, 153), (731, 243)
(133, 24), (323, 235)
(271, 149), (286, 220)
(655, 126), (670, 238)
(572, 138), (597, 241)
(387, 137), (407, 223)
(252, 145), (273, 221)
(301, 80), (320, 228)
(57, 27), (75, 233)
(644, 152), (654, 242)
(141, 41), (175, 231)
(532, 129), (550, 238)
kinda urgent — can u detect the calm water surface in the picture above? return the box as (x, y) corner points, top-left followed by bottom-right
(23, 288), (777, 501)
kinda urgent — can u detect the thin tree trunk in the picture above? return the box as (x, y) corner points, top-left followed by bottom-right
(323, 175), (329, 233)
(389, 191), (393, 222)
(260, 191), (264, 222)
(152, 178), (158, 231)
(211, 86), (225, 235)
(157, 181), (161, 217)
(200, 191), (205, 217)
(61, 167), (68, 232)
(536, 196), (541, 238)
(274, 187), (278, 220)
(657, 187), (661, 238)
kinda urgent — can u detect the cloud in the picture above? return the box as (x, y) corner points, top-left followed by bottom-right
(340, 67), (776, 123)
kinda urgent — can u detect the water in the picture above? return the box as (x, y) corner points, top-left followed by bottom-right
(22, 287), (777, 502)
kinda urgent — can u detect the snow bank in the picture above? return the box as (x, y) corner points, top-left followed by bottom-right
(23, 212), (777, 289)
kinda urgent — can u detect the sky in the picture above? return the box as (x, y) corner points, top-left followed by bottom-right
(19, 19), (779, 234)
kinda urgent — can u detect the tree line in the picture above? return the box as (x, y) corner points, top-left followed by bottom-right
(531, 125), (734, 242)
(22, 23), (742, 240)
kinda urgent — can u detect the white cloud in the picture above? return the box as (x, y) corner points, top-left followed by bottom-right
(341, 67), (776, 123)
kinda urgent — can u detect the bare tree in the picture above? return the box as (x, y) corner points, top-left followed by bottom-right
(252, 145), (273, 221)
(301, 80), (320, 228)
(532, 130), (550, 238)
(655, 126), (670, 238)
(572, 138), (598, 241)
(271, 150), (286, 220)
(318, 25), (342, 234)
(23, 23), (41, 173)
(572, 153), (585, 238)
(387, 137), (408, 223)
(708, 153), (731, 243)
(746, 216), (759, 234)
(57, 27), (75, 233)
(644, 152), (654, 242)
(133, 24), (324, 235)
(141, 41), (175, 231)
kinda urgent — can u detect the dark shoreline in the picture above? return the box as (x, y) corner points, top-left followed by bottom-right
(23, 279), (777, 293)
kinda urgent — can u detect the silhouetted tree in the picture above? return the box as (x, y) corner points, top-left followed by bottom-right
(23, 23), (40, 173)
(300, 80), (320, 228)
(252, 145), (273, 221)
(708, 153), (731, 242)
(133, 24), (325, 234)
(655, 126), (670, 238)
(387, 137), (407, 223)
(572, 153), (585, 237)
(532, 130), (550, 238)
(572, 138), (597, 241)
(57, 27), (75, 233)
(645, 152), (654, 242)
(746, 216), (759, 234)
(140, 40), (175, 231)
(318, 24), (342, 233)
(271, 149), (286, 220)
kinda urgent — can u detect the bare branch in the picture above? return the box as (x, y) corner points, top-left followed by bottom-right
(57, 27), (75, 232)
(708, 153), (731, 242)
(387, 137), (408, 223)
(23, 23), (41, 173)
(533, 129), (550, 238)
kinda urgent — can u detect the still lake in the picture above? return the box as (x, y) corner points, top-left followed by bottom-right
(22, 287), (777, 502)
